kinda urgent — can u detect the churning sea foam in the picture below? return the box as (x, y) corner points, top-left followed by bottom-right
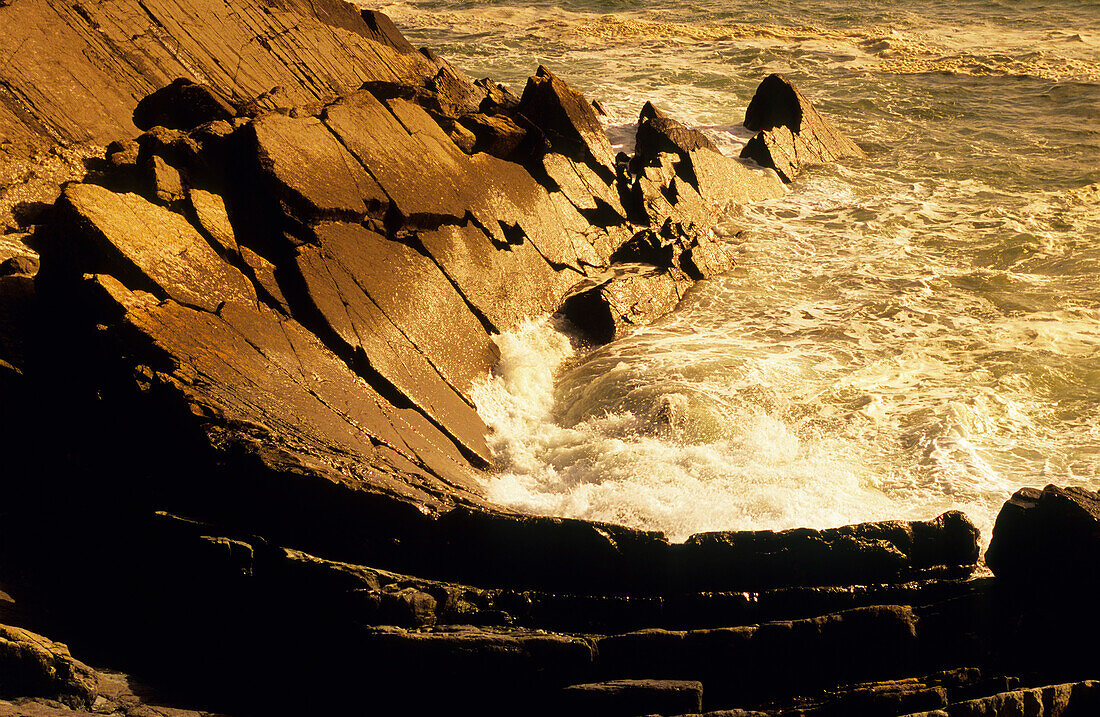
(471, 318), (920, 543)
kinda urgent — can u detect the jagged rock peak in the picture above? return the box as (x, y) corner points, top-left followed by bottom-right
(740, 73), (865, 183)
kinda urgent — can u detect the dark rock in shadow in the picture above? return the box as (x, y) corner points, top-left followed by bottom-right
(132, 78), (237, 132)
(986, 484), (1100, 588)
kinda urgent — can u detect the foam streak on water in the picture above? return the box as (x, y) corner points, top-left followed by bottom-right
(373, 0), (1100, 547)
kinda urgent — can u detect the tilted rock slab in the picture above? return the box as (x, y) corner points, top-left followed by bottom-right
(0, 0), (440, 153)
(38, 183), (488, 512)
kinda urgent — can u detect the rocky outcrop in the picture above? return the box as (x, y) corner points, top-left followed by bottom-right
(985, 485), (1100, 587)
(519, 66), (618, 173)
(740, 73), (865, 182)
(13, 13), (795, 590)
(132, 79), (237, 132)
(0, 0), (445, 230)
(0, 624), (97, 709)
(3, 4), (1065, 717)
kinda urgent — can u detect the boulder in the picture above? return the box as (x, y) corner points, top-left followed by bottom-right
(427, 65), (485, 118)
(132, 78), (236, 132)
(461, 112), (528, 158)
(557, 264), (687, 344)
(740, 73), (865, 182)
(143, 154), (186, 207)
(635, 103), (719, 165)
(0, 624), (98, 709)
(985, 485), (1100, 586)
(685, 146), (786, 205)
(477, 78), (521, 113)
(188, 188), (241, 259)
(560, 679), (703, 717)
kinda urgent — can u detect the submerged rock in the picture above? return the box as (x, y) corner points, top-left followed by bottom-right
(740, 73), (865, 182)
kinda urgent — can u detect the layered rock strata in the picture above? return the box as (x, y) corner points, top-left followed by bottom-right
(3, 2), (1093, 717)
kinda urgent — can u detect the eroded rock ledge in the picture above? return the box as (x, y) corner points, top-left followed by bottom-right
(1, 2), (1095, 716)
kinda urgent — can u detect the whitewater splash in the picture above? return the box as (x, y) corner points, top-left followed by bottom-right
(471, 318), (906, 542)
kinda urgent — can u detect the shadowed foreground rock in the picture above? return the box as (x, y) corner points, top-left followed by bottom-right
(985, 485), (1100, 587)
(561, 679), (704, 717)
(0, 624), (97, 709)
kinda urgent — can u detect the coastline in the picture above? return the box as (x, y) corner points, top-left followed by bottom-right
(1, 1), (1099, 715)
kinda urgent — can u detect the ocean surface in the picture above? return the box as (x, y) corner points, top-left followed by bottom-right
(370, 0), (1100, 548)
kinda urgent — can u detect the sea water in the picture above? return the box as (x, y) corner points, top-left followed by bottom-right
(368, 0), (1100, 547)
